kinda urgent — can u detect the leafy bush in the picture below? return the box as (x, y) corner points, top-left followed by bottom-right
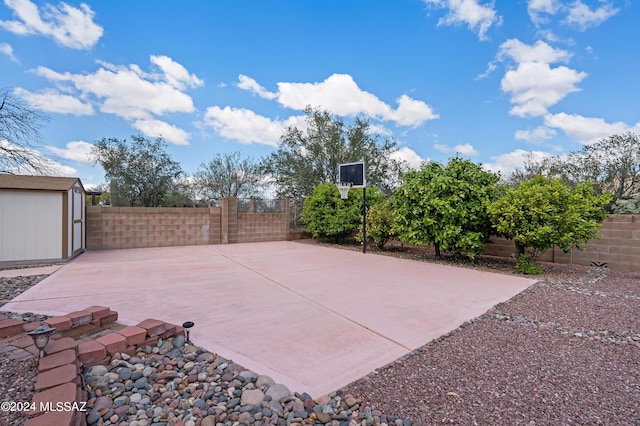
(356, 198), (396, 249)
(610, 194), (640, 214)
(515, 254), (544, 275)
(393, 157), (500, 259)
(488, 175), (611, 269)
(301, 182), (384, 242)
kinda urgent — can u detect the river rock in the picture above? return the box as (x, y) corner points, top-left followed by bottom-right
(241, 389), (265, 406)
(265, 383), (291, 402)
(255, 375), (275, 390)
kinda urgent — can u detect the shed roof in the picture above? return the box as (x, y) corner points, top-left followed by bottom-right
(0, 174), (84, 192)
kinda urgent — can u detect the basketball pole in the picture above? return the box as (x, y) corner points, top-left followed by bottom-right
(362, 186), (366, 254)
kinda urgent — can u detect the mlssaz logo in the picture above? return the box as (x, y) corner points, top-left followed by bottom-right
(40, 401), (88, 412)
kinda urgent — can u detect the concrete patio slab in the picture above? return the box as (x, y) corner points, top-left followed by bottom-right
(2, 241), (536, 397)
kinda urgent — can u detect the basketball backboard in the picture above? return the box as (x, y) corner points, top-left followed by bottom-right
(338, 161), (366, 188)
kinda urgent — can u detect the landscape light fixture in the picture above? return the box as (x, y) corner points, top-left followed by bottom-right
(182, 321), (194, 344)
(28, 322), (56, 359)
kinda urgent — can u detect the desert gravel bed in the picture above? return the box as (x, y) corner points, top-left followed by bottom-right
(0, 356), (38, 426)
(348, 319), (640, 425)
(0, 275), (48, 306)
(558, 269), (640, 297)
(496, 283), (640, 336)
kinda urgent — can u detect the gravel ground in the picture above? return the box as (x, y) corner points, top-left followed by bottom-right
(498, 283), (640, 336)
(0, 356), (38, 426)
(1, 247), (639, 425)
(561, 269), (640, 297)
(349, 319), (639, 425)
(0, 275), (48, 306)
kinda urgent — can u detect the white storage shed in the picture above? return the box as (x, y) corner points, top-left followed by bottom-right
(0, 174), (86, 265)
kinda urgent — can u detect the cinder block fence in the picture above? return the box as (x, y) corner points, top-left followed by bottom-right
(484, 215), (640, 272)
(86, 197), (290, 250)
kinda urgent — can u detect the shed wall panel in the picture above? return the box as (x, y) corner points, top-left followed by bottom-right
(0, 191), (62, 262)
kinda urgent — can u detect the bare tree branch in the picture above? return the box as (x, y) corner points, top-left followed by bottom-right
(0, 88), (51, 174)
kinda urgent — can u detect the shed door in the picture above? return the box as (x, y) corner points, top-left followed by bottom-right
(72, 188), (84, 254)
(0, 191), (62, 262)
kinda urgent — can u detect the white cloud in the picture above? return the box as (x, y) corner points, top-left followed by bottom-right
(502, 62), (587, 117)
(150, 55), (204, 90)
(527, 0), (561, 25)
(455, 143), (479, 156)
(1, 139), (77, 175)
(274, 73), (438, 127)
(475, 61), (497, 79)
(538, 29), (561, 43)
(433, 143), (449, 153)
(543, 113), (640, 145)
(203, 106), (286, 146)
(498, 38), (571, 64)
(236, 74), (277, 100)
(565, 0), (619, 31)
(367, 123), (393, 136)
(133, 119), (191, 146)
(485, 149), (553, 176)
(423, 0), (501, 40)
(433, 142), (478, 156)
(35, 57), (199, 119)
(391, 146), (426, 169)
(390, 95), (439, 126)
(0, 0), (103, 49)
(46, 140), (93, 162)
(497, 39), (587, 117)
(527, 0), (619, 30)
(0, 42), (17, 61)
(14, 87), (93, 115)
(31, 56), (200, 144)
(514, 125), (557, 142)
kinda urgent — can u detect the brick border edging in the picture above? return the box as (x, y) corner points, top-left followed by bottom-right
(16, 307), (184, 426)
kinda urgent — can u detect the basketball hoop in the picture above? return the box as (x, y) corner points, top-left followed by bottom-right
(336, 182), (352, 199)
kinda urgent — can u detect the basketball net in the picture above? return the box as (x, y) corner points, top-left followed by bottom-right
(336, 182), (352, 199)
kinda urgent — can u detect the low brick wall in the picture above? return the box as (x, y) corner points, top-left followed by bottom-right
(484, 215), (640, 272)
(237, 213), (289, 243)
(12, 306), (183, 426)
(86, 206), (220, 250)
(86, 198), (290, 250)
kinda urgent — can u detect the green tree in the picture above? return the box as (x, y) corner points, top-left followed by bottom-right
(262, 107), (406, 205)
(0, 88), (50, 174)
(163, 178), (198, 206)
(194, 151), (264, 204)
(301, 182), (384, 243)
(581, 132), (640, 202)
(488, 175), (611, 273)
(508, 132), (640, 209)
(356, 197), (396, 249)
(393, 157), (500, 259)
(84, 183), (110, 206)
(92, 135), (183, 207)
(611, 193), (640, 214)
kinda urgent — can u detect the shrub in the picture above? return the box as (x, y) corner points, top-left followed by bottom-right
(301, 183), (384, 242)
(393, 157), (500, 259)
(515, 254), (544, 275)
(356, 198), (396, 249)
(488, 175), (611, 270)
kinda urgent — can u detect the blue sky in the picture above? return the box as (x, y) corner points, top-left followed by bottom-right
(1, 0), (638, 189)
